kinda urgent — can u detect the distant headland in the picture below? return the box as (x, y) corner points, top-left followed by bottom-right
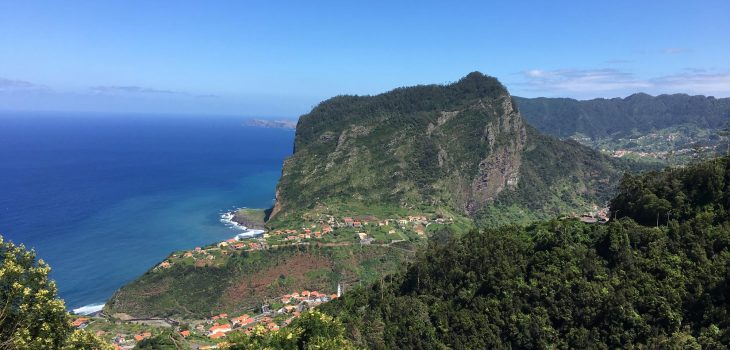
(243, 118), (297, 129)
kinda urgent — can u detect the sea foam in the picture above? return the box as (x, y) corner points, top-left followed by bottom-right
(72, 303), (105, 315)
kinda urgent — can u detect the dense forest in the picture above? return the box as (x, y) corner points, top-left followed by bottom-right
(515, 93), (730, 140)
(320, 156), (730, 349)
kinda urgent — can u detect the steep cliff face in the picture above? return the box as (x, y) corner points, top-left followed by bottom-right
(270, 72), (625, 226)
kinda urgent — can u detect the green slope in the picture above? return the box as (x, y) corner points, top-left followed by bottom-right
(104, 244), (410, 319)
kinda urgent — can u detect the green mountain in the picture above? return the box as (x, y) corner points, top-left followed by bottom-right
(271, 72), (635, 227)
(321, 157), (730, 349)
(515, 94), (730, 163)
(515, 93), (730, 139)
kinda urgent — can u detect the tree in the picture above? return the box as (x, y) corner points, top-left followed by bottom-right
(0, 235), (112, 350)
(719, 121), (730, 156)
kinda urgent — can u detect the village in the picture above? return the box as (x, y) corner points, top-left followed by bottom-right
(71, 285), (343, 349)
(153, 213), (456, 271)
(71, 213), (457, 349)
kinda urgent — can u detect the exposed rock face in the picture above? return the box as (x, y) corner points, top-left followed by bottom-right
(466, 96), (526, 214)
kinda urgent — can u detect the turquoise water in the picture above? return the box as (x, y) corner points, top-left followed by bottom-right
(0, 112), (294, 310)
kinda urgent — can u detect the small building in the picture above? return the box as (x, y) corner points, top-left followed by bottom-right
(134, 332), (152, 341)
(71, 317), (89, 328)
(208, 323), (232, 338)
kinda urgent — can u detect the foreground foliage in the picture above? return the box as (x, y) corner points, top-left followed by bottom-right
(321, 157), (730, 349)
(0, 235), (111, 350)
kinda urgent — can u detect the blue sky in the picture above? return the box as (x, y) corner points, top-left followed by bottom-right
(1, 0), (729, 117)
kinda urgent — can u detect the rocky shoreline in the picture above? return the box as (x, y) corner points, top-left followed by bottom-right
(227, 208), (266, 230)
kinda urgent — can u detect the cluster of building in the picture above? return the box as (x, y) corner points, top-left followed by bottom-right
(155, 238), (270, 270)
(103, 332), (151, 349)
(266, 223), (334, 242)
(71, 316), (157, 349)
(279, 289), (338, 309)
(192, 287), (340, 342)
(217, 239), (263, 251)
(270, 214), (453, 244)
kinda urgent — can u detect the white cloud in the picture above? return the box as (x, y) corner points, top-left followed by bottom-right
(650, 72), (730, 95)
(89, 85), (179, 95)
(525, 69), (546, 78)
(514, 68), (730, 98)
(0, 77), (49, 92)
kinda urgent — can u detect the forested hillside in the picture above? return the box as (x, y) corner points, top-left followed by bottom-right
(515, 94), (730, 163)
(515, 93), (730, 139)
(321, 157), (730, 349)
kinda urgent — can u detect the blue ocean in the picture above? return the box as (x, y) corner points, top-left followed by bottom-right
(0, 112), (294, 312)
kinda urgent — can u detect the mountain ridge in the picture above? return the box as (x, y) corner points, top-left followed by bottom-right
(514, 93), (730, 140)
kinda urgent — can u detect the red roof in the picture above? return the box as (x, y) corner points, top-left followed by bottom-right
(134, 332), (151, 341)
(231, 315), (253, 325)
(209, 332), (226, 339)
(71, 317), (89, 327)
(209, 323), (231, 333)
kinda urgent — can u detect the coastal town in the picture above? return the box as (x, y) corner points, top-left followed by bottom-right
(71, 286), (340, 349)
(153, 212), (456, 271)
(71, 211), (458, 349)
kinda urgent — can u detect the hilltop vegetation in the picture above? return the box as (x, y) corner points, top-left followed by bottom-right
(515, 94), (730, 163)
(272, 72), (635, 228)
(321, 156), (730, 349)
